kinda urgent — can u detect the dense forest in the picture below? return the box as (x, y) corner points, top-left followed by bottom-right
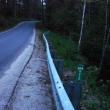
(0, 0), (41, 27)
(0, 0), (110, 81)
(46, 0), (110, 82)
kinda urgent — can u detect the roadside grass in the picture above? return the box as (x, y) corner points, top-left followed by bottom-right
(48, 32), (86, 71)
(83, 66), (110, 110)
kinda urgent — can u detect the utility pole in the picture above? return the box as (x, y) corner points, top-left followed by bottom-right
(78, 0), (87, 52)
(41, 0), (46, 25)
(41, 0), (44, 24)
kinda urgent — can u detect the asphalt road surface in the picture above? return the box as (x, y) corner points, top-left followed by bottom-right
(0, 21), (36, 74)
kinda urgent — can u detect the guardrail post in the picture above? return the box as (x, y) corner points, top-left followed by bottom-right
(48, 38), (64, 79)
(44, 31), (49, 40)
(48, 42), (56, 59)
(64, 64), (85, 110)
(64, 81), (82, 110)
(71, 64), (84, 110)
(50, 49), (56, 59)
(72, 81), (82, 110)
(54, 59), (64, 79)
(43, 32), (49, 51)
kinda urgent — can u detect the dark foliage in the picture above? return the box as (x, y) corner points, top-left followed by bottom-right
(46, 0), (110, 81)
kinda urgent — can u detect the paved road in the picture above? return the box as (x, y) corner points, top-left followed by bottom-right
(0, 21), (36, 74)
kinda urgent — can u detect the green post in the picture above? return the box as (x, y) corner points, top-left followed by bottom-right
(75, 64), (84, 81)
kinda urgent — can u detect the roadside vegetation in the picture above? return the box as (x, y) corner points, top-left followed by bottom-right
(48, 32), (86, 71)
(48, 31), (110, 110)
(0, 16), (23, 32)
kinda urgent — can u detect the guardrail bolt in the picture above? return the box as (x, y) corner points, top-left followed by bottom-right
(54, 59), (64, 79)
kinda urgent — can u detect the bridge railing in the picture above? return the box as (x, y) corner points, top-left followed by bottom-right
(43, 32), (75, 110)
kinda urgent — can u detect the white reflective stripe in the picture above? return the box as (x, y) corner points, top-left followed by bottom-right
(43, 34), (75, 110)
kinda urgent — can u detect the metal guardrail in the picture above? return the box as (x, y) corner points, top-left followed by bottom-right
(43, 33), (75, 110)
